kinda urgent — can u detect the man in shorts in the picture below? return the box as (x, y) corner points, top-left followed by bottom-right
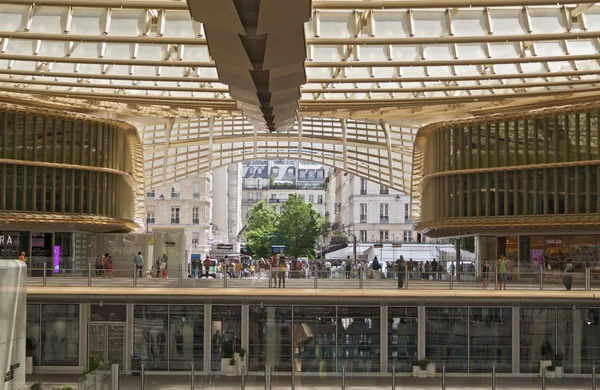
(497, 255), (508, 290)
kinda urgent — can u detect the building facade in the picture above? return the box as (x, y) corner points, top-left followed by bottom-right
(326, 169), (416, 245)
(241, 159), (327, 228)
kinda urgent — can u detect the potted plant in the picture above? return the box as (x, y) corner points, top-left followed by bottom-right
(30, 383), (42, 390)
(540, 341), (553, 376)
(553, 353), (564, 378)
(412, 361), (420, 377)
(221, 340), (236, 376)
(418, 360), (428, 378)
(426, 357), (436, 377)
(236, 347), (247, 375)
(545, 365), (556, 379)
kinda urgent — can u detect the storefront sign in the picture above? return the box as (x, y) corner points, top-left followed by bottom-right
(9, 363), (19, 370)
(91, 305), (127, 322)
(165, 237), (176, 246)
(4, 370), (13, 383)
(0, 233), (19, 246)
(216, 244), (233, 250)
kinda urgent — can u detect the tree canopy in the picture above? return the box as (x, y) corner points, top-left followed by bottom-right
(244, 195), (324, 259)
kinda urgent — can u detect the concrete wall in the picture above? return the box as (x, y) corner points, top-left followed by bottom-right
(0, 260), (26, 390)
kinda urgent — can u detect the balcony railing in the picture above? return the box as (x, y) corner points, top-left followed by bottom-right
(380, 189), (389, 195)
(170, 218), (180, 224)
(242, 184), (269, 190)
(171, 192), (180, 199)
(360, 190), (367, 195)
(360, 215), (367, 223)
(146, 193), (155, 199)
(380, 216), (389, 223)
(268, 198), (282, 203)
(192, 219), (199, 225)
(193, 193), (200, 199)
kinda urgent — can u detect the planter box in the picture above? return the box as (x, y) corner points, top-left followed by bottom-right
(555, 366), (563, 378)
(221, 358), (237, 377)
(540, 360), (552, 376)
(546, 371), (555, 379)
(426, 363), (436, 377)
(412, 366), (420, 377)
(418, 369), (427, 378)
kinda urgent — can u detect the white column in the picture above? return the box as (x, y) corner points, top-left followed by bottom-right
(204, 304), (212, 372)
(242, 304), (249, 363)
(512, 306), (520, 374)
(79, 303), (87, 369)
(418, 305), (426, 360)
(380, 305), (388, 373)
(125, 303), (134, 373)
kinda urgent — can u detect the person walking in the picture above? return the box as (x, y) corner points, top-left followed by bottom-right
(431, 258), (439, 281)
(345, 256), (352, 279)
(563, 260), (574, 290)
(278, 256), (287, 288)
(497, 255), (508, 290)
(396, 256), (405, 289)
(160, 252), (168, 278)
(482, 260), (490, 290)
(155, 257), (161, 278)
(95, 255), (104, 277)
(203, 255), (211, 278)
(134, 251), (144, 278)
(372, 256), (381, 280)
(191, 257), (198, 278)
(269, 254), (278, 287)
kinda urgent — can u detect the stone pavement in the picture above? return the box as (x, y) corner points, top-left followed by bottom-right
(28, 374), (594, 389)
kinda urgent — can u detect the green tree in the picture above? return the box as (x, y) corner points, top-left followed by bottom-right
(245, 201), (278, 259)
(276, 194), (324, 258)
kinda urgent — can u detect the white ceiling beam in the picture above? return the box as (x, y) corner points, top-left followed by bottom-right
(572, 3), (596, 17)
(160, 118), (174, 186)
(340, 118), (349, 172)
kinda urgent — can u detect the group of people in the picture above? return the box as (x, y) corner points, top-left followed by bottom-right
(94, 253), (115, 278)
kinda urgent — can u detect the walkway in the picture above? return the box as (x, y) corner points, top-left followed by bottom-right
(27, 374), (595, 390)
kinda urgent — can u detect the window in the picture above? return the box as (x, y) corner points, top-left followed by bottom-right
(272, 166), (279, 176)
(309, 194), (314, 203)
(248, 193), (253, 203)
(316, 169), (324, 179)
(146, 190), (155, 199)
(193, 182), (200, 199)
(192, 232), (199, 246)
(308, 170), (315, 179)
(317, 194), (323, 204)
(360, 203), (367, 222)
(360, 230), (367, 242)
(299, 169), (306, 179)
(146, 212), (155, 224)
(404, 204), (410, 221)
(380, 203), (389, 222)
(403, 230), (412, 242)
(360, 178), (367, 194)
(380, 185), (389, 194)
(192, 207), (199, 225)
(171, 183), (180, 199)
(380, 230), (389, 242)
(171, 207), (180, 224)
(334, 203), (340, 215)
(257, 192), (262, 200)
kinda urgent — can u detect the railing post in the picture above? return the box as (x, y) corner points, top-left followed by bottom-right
(225, 264), (228, 288)
(586, 267), (591, 291)
(140, 363), (145, 390)
(341, 364), (346, 390)
(593, 365), (597, 390)
(314, 267), (318, 289)
(450, 272), (454, 290)
(540, 264), (544, 290)
(541, 365), (546, 390)
(495, 268), (498, 290)
(190, 361), (195, 390)
(133, 264), (137, 288)
(359, 268), (363, 289)
(264, 365), (271, 390)
(291, 358), (296, 390)
(241, 363), (245, 390)
(492, 363), (496, 390)
(178, 264), (183, 288)
(88, 262), (92, 287)
(43, 262), (47, 287)
(405, 265), (409, 289)
(110, 363), (119, 390)
(392, 365), (396, 390)
(442, 365), (446, 390)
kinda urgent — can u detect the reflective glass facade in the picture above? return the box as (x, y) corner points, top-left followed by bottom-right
(0, 107), (141, 229)
(418, 108), (600, 236)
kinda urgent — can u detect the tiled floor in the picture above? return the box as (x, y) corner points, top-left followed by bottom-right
(28, 374), (594, 389)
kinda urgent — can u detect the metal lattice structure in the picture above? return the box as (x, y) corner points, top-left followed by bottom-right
(2, 0), (600, 218)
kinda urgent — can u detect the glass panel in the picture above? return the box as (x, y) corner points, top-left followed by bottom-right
(45, 168), (53, 212)
(497, 124), (505, 167)
(63, 120), (72, 164)
(5, 164), (13, 210)
(337, 307), (380, 373)
(547, 169), (555, 214)
(133, 305), (168, 370)
(40, 304), (79, 366)
(557, 308), (574, 374)
(26, 304), (40, 366)
(558, 168), (565, 214)
(578, 166), (587, 213)
(526, 120), (535, 165)
(536, 119), (545, 164)
(388, 307), (418, 373)
(15, 113), (24, 160)
(15, 165), (24, 211)
(82, 122), (90, 166)
(567, 167), (576, 214)
(590, 111), (598, 160)
(567, 114), (576, 162)
(578, 308), (600, 374)
(426, 307), (468, 372)
(25, 114), (34, 160)
(488, 173), (496, 216)
(569, 236), (596, 271)
(45, 117), (54, 162)
(26, 166), (34, 211)
(520, 308), (556, 373)
(55, 119), (63, 164)
(498, 172), (505, 216)
(87, 324), (106, 366)
(249, 306), (292, 372)
(5, 113), (14, 159)
(469, 308), (512, 373)
(211, 306), (242, 372)
(35, 116), (44, 162)
(0, 112), (4, 159)
(517, 120), (525, 165)
(169, 305), (204, 371)
(293, 306), (336, 373)
(592, 166), (598, 214)
(74, 170), (81, 213)
(64, 169), (72, 213)
(73, 121), (82, 165)
(536, 170), (544, 215)
(36, 166), (43, 211)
